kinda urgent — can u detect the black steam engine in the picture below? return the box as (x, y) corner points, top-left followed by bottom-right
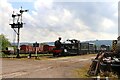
(52, 39), (96, 57)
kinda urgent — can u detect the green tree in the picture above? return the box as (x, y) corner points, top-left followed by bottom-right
(0, 34), (11, 50)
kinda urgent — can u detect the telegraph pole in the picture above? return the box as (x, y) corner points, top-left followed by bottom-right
(10, 7), (28, 58)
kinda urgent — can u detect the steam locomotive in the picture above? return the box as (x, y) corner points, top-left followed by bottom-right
(52, 39), (96, 57)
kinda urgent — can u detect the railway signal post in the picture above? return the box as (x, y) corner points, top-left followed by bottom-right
(33, 42), (39, 59)
(10, 7), (28, 58)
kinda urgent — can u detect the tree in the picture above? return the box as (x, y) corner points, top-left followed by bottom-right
(0, 34), (11, 50)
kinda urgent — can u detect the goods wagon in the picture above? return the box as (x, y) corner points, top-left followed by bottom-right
(20, 45), (33, 53)
(48, 46), (55, 53)
(20, 44), (55, 54)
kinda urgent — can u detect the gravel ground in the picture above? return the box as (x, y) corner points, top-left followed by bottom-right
(1, 54), (96, 78)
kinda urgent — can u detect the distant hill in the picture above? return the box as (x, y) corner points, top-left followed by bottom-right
(11, 42), (54, 46)
(11, 40), (113, 47)
(45, 40), (113, 47)
(84, 40), (113, 47)
(11, 42), (33, 46)
(45, 42), (54, 46)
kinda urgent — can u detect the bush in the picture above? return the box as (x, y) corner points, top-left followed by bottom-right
(0, 52), (8, 58)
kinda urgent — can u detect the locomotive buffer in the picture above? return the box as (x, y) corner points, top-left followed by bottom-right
(9, 7), (28, 58)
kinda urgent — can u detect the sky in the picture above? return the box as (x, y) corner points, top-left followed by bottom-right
(0, 0), (119, 43)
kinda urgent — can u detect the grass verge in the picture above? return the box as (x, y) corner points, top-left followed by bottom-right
(74, 62), (91, 78)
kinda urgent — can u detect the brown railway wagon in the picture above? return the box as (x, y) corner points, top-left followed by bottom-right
(20, 45), (55, 54)
(48, 46), (55, 53)
(20, 45), (34, 53)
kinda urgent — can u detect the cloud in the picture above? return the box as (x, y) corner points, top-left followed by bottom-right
(0, 0), (119, 43)
(0, 0), (14, 41)
(34, 0), (53, 12)
(101, 18), (114, 29)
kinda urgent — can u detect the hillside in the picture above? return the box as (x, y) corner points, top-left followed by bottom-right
(11, 40), (113, 47)
(84, 40), (113, 47)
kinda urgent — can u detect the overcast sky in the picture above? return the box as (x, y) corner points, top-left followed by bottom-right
(0, 0), (119, 43)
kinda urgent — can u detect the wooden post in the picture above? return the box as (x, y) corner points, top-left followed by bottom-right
(35, 47), (37, 59)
